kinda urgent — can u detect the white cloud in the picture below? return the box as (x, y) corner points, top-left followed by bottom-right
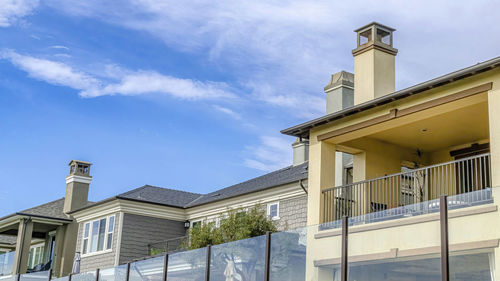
(1, 49), (235, 101)
(46, 0), (500, 118)
(244, 136), (292, 172)
(0, 0), (39, 27)
(213, 105), (241, 120)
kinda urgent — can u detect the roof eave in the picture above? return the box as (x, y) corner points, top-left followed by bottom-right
(281, 56), (500, 138)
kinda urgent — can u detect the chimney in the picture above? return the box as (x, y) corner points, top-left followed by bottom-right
(64, 160), (91, 214)
(292, 138), (309, 166)
(324, 71), (354, 114)
(352, 22), (397, 105)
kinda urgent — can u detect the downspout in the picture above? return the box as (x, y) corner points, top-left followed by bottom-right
(16, 216), (32, 275)
(299, 179), (308, 194)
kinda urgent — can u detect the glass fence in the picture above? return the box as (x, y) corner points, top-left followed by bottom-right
(0, 252), (15, 277)
(8, 189), (497, 281)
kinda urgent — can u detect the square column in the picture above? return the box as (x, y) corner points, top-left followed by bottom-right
(12, 219), (33, 274)
(488, 87), (500, 187)
(307, 139), (336, 225)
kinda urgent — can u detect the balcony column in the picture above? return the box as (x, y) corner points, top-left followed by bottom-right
(52, 225), (66, 277)
(12, 218), (33, 275)
(307, 139), (336, 225)
(489, 86), (500, 187)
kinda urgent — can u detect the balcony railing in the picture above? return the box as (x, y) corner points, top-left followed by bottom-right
(322, 153), (492, 223)
(0, 252), (15, 277)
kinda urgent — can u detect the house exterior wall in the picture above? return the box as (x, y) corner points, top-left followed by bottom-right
(276, 195), (308, 230)
(118, 213), (186, 264)
(75, 212), (120, 273)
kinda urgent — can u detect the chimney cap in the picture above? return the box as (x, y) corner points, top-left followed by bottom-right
(354, 22), (395, 33)
(324, 71), (354, 92)
(68, 159), (92, 166)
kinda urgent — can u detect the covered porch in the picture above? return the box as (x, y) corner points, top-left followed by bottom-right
(319, 88), (492, 223)
(0, 215), (71, 276)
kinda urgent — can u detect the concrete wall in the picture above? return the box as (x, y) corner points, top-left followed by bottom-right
(118, 213), (186, 264)
(75, 213), (120, 273)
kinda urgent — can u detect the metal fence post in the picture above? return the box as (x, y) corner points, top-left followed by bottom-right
(48, 269), (53, 281)
(16, 274), (20, 281)
(95, 268), (100, 281)
(264, 231), (272, 281)
(68, 273), (72, 281)
(162, 254), (169, 281)
(440, 195), (449, 281)
(125, 263), (131, 281)
(341, 216), (348, 281)
(205, 245), (211, 281)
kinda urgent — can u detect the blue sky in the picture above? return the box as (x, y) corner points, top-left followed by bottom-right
(1, 0), (500, 215)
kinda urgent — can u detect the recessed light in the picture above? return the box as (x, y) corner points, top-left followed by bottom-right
(421, 128), (428, 132)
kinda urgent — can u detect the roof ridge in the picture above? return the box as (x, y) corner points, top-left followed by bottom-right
(142, 184), (202, 196)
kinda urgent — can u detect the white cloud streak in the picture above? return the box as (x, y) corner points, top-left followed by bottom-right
(213, 105), (241, 120)
(244, 136), (292, 172)
(0, 0), (39, 27)
(1, 49), (235, 100)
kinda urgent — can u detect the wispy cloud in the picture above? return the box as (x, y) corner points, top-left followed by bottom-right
(1, 49), (236, 100)
(213, 105), (241, 120)
(0, 0), (39, 27)
(46, 0), (500, 118)
(244, 136), (292, 172)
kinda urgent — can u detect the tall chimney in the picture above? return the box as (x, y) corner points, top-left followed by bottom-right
(324, 71), (354, 114)
(64, 160), (91, 214)
(292, 138), (309, 166)
(352, 22), (397, 105)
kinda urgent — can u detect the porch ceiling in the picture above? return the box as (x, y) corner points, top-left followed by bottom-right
(342, 101), (489, 153)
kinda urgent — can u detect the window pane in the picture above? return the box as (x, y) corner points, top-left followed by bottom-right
(90, 220), (99, 252)
(108, 216), (115, 233)
(106, 233), (113, 250)
(84, 223), (90, 238)
(270, 204), (278, 217)
(82, 239), (88, 254)
(97, 219), (106, 251)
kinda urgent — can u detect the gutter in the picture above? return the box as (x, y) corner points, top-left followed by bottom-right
(299, 179), (308, 194)
(281, 55), (500, 138)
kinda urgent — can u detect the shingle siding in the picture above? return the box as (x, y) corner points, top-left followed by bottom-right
(276, 195), (307, 230)
(118, 213), (186, 264)
(76, 213), (120, 272)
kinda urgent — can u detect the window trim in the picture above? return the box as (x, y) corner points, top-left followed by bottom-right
(267, 202), (280, 220)
(81, 215), (115, 257)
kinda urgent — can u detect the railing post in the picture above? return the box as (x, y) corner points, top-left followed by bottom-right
(205, 245), (211, 281)
(48, 269), (53, 281)
(264, 231), (271, 281)
(440, 195), (449, 281)
(125, 263), (131, 281)
(68, 274), (72, 281)
(341, 216), (348, 281)
(16, 273), (20, 281)
(162, 254), (168, 281)
(95, 268), (100, 281)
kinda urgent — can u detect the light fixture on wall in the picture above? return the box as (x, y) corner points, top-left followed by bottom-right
(184, 220), (190, 229)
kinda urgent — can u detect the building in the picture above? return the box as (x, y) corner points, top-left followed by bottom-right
(281, 22), (500, 279)
(0, 141), (310, 276)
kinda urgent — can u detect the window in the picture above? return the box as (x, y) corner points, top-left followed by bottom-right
(27, 244), (45, 269)
(267, 202), (279, 220)
(82, 215), (115, 255)
(191, 221), (201, 229)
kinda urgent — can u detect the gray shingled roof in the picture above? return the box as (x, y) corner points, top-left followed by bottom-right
(0, 235), (16, 245)
(71, 162), (308, 212)
(0, 198), (91, 222)
(185, 162), (308, 207)
(117, 185), (202, 207)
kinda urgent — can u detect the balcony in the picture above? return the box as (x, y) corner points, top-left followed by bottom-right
(321, 153), (492, 224)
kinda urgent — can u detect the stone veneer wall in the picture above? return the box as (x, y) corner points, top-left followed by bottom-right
(276, 194), (308, 230)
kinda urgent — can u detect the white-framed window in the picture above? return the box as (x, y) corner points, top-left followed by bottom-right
(27, 243), (45, 269)
(191, 220), (202, 229)
(82, 215), (115, 255)
(267, 202), (279, 220)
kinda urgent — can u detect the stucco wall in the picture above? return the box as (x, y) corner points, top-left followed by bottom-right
(75, 213), (120, 273)
(118, 213), (186, 264)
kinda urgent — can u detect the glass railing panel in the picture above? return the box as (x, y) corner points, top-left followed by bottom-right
(19, 270), (50, 281)
(450, 250), (494, 280)
(0, 275), (15, 281)
(0, 252), (15, 276)
(209, 235), (266, 281)
(72, 271), (97, 281)
(50, 276), (69, 281)
(129, 256), (164, 281)
(270, 227), (307, 281)
(99, 265), (127, 281)
(166, 248), (205, 281)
